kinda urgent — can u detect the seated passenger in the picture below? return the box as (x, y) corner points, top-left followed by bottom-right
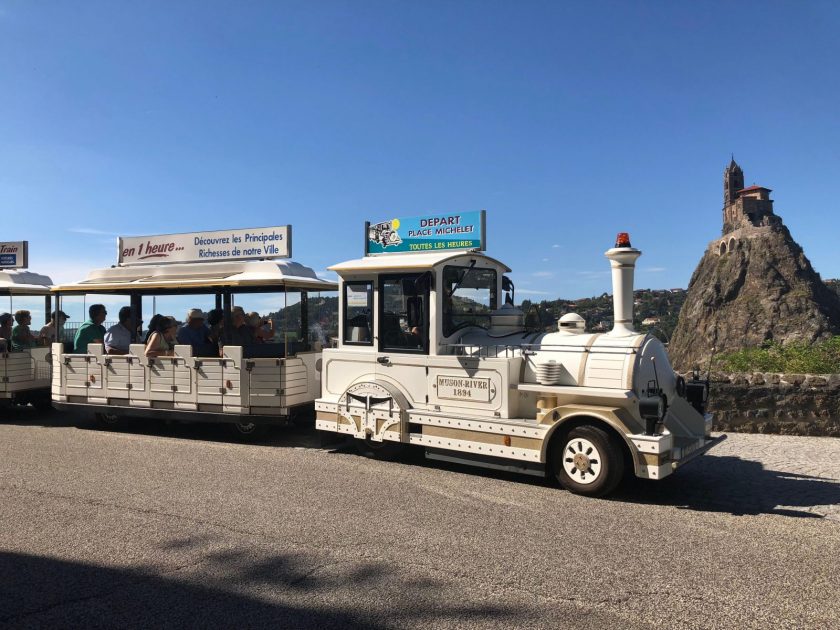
(143, 314), (163, 343)
(39, 310), (69, 344)
(73, 304), (107, 354)
(105, 306), (133, 355)
(10, 310), (38, 351)
(248, 312), (274, 343)
(145, 316), (177, 358)
(0, 313), (13, 352)
(206, 309), (223, 347)
(177, 309), (210, 352)
(220, 307), (255, 349)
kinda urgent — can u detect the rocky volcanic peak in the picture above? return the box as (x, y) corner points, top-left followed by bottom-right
(669, 224), (840, 371)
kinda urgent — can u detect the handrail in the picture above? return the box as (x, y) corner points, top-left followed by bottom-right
(444, 340), (640, 359)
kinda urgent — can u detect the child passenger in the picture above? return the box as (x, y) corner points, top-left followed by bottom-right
(11, 310), (38, 351)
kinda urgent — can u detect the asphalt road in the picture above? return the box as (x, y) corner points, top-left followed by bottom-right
(1, 408), (839, 629)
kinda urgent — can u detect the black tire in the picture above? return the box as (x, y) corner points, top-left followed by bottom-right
(32, 396), (54, 412)
(94, 411), (123, 430)
(551, 424), (624, 497)
(354, 437), (405, 461)
(228, 421), (271, 441)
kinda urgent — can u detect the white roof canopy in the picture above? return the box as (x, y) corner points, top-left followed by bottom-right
(0, 269), (53, 296)
(52, 259), (336, 293)
(329, 251), (511, 274)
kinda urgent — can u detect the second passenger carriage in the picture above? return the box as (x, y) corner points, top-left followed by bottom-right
(50, 226), (336, 436)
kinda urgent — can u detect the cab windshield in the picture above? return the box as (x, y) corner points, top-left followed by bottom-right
(442, 265), (497, 336)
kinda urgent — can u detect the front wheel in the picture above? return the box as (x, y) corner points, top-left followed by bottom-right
(551, 425), (624, 497)
(354, 437), (405, 461)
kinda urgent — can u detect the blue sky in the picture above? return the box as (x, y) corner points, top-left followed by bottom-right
(2, 0), (839, 310)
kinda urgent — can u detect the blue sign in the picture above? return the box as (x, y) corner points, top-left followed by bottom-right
(366, 211), (485, 255)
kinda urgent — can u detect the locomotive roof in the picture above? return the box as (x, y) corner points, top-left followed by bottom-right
(329, 251), (511, 274)
(52, 259), (337, 294)
(0, 269), (53, 296)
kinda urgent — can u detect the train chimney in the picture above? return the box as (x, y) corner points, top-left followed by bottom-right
(604, 232), (642, 337)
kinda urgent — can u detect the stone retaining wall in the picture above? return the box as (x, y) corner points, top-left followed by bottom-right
(704, 373), (840, 436)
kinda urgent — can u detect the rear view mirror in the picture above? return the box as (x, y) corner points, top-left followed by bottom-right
(502, 275), (515, 305)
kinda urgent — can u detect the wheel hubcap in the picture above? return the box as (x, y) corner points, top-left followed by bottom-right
(235, 422), (256, 434)
(563, 437), (602, 485)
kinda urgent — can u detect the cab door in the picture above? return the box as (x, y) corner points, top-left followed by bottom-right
(321, 279), (377, 436)
(374, 272), (431, 423)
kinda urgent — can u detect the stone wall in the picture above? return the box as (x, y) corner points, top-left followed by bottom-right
(705, 373), (840, 437)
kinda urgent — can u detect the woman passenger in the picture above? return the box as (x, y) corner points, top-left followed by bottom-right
(144, 316), (177, 358)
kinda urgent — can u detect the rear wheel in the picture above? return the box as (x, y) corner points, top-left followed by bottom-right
(551, 425), (624, 497)
(32, 396), (53, 412)
(94, 411), (123, 430)
(228, 421), (270, 441)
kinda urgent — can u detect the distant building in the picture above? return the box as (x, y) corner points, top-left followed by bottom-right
(722, 157), (779, 235)
(641, 317), (661, 326)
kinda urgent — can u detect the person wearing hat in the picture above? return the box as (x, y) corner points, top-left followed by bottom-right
(177, 308), (210, 353)
(105, 306), (135, 355)
(0, 313), (13, 352)
(39, 309), (69, 345)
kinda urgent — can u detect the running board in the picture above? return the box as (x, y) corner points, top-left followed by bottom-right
(425, 448), (545, 477)
(675, 433), (728, 468)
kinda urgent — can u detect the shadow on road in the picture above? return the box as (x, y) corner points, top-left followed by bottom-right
(5, 406), (838, 519)
(0, 549), (521, 628)
(615, 455), (840, 519)
(0, 404), (323, 449)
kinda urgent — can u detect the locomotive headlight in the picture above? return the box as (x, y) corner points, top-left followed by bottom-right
(639, 393), (668, 435)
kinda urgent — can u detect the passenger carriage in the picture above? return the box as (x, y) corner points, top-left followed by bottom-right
(0, 258), (54, 409)
(316, 212), (723, 496)
(50, 226), (336, 436)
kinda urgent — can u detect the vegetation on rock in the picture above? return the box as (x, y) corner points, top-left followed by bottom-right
(714, 337), (840, 374)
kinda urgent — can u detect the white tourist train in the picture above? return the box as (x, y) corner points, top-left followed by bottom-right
(50, 226), (337, 437)
(316, 212), (723, 496)
(0, 241), (54, 409)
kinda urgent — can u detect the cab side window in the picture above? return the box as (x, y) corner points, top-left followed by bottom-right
(379, 273), (430, 353)
(343, 282), (373, 345)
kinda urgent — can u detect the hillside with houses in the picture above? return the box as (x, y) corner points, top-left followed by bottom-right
(521, 288), (688, 342)
(274, 279), (839, 347)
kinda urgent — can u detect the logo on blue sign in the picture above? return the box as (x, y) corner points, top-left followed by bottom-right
(366, 211), (485, 255)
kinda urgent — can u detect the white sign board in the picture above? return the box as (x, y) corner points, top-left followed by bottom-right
(118, 226), (291, 266)
(436, 375), (491, 402)
(0, 241), (28, 269)
(346, 285), (370, 307)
